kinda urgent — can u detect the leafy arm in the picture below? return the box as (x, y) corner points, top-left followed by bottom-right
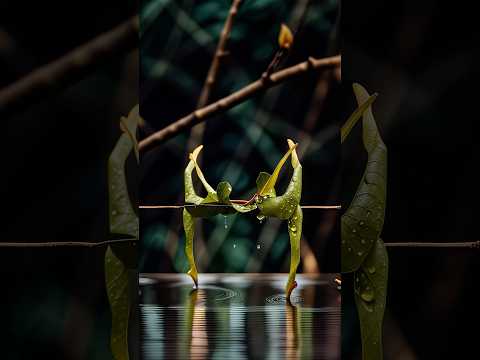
(258, 139), (302, 220)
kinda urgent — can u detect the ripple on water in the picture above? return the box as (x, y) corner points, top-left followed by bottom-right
(265, 294), (304, 305)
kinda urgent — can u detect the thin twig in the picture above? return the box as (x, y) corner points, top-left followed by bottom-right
(139, 204), (341, 209)
(139, 55), (341, 153)
(187, 0), (242, 150)
(0, 16), (139, 117)
(0, 238), (137, 248)
(197, 0), (241, 109)
(385, 241), (480, 249)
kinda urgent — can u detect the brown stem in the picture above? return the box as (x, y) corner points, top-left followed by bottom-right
(196, 0), (242, 109)
(139, 55), (341, 153)
(187, 0), (242, 163)
(0, 238), (137, 248)
(385, 241), (480, 248)
(0, 16), (139, 117)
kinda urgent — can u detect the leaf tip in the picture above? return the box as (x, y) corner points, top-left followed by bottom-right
(278, 23), (293, 49)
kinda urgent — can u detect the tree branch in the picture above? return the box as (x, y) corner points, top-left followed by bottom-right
(0, 16), (139, 117)
(187, 0), (242, 156)
(0, 238), (137, 248)
(196, 0), (241, 108)
(139, 54), (341, 153)
(385, 241), (480, 249)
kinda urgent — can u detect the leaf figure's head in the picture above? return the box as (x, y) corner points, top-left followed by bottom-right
(216, 181), (232, 204)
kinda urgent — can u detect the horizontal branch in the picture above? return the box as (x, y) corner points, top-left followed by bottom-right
(139, 204), (341, 209)
(385, 241), (480, 249)
(0, 238), (137, 248)
(139, 55), (341, 153)
(0, 16), (139, 117)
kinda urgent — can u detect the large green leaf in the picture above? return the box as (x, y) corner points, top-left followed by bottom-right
(354, 238), (388, 360)
(105, 245), (133, 360)
(108, 108), (140, 238)
(341, 83), (387, 273)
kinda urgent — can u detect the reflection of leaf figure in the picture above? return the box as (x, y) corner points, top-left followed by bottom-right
(182, 139), (302, 298)
(105, 245), (132, 360)
(342, 83), (388, 360)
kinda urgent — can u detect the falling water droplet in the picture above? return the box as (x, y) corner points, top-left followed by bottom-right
(224, 215), (228, 229)
(257, 214), (265, 223)
(233, 243), (236, 249)
(257, 244), (261, 250)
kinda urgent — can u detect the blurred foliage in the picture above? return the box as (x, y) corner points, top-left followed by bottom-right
(140, 0), (343, 274)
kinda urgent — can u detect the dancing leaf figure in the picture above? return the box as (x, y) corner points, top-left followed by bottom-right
(183, 139), (302, 299)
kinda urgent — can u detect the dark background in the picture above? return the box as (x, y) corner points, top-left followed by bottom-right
(0, 1), (138, 359)
(342, 0), (479, 359)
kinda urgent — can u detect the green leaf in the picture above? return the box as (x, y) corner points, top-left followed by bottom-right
(108, 109), (139, 238)
(354, 238), (388, 360)
(105, 246), (132, 360)
(259, 141), (298, 196)
(231, 202), (258, 213)
(216, 181), (233, 204)
(341, 92), (378, 144)
(190, 145), (216, 195)
(256, 172), (276, 197)
(341, 83), (387, 273)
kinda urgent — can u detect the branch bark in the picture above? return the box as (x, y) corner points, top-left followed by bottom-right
(187, 0), (242, 157)
(139, 54), (341, 153)
(0, 238), (137, 248)
(196, 0), (241, 109)
(0, 16), (139, 117)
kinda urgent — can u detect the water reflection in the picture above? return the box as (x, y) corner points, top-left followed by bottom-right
(140, 274), (340, 360)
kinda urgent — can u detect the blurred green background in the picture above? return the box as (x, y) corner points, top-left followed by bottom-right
(139, 0), (343, 275)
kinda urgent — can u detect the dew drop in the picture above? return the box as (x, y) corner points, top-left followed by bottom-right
(367, 266), (376, 274)
(357, 251), (363, 256)
(352, 228), (357, 233)
(360, 288), (375, 302)
(233, 243), (236, 249)
(359, 221), (364, 226)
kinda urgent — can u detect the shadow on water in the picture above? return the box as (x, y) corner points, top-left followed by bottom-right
(140, 273), (340, 359)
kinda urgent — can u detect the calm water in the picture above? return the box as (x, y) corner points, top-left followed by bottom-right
(140, 273), (340, 360)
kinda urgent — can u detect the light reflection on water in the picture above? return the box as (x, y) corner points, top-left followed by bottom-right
(140, 274), (340, 360)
